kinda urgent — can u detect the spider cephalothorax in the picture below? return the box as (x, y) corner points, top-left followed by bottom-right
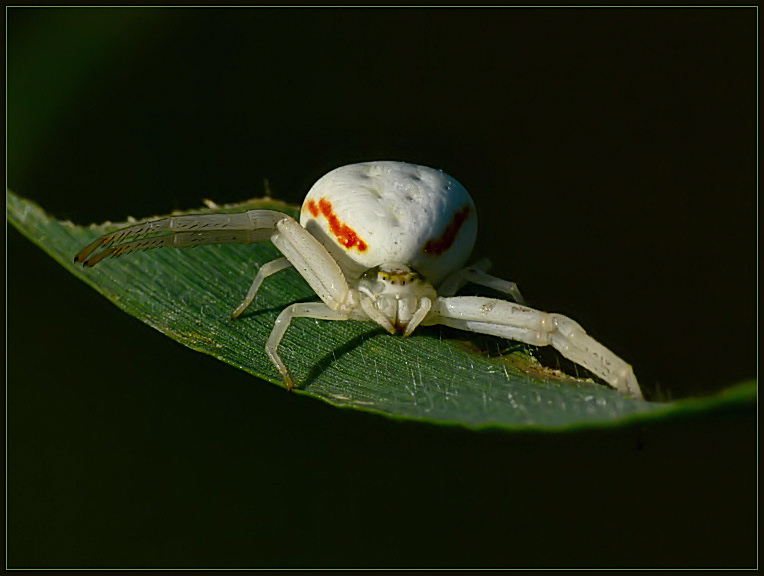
(357, 264), (437, 335)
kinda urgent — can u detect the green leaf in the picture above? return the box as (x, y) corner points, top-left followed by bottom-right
(7, 189), (755, 430)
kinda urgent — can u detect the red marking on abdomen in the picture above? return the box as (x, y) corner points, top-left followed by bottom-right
(306, 198), (368, 252)
(423, 206), (471, 256)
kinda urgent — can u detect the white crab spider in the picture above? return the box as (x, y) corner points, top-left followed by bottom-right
(75, 161), (642, 399)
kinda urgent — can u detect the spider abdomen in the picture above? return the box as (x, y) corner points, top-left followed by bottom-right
(300, 161), (477, 286)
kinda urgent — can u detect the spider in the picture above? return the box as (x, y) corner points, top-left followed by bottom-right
(75, 161), (642, 399)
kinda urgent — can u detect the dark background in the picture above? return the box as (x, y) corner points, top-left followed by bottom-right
(7, 8), (756, 567)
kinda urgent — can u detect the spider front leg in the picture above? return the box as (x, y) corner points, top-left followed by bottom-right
(74, 211), (287, 266)
(425, 296), (642, 398)
(74, 208), (357, 390)
(254, 217), (362, 389)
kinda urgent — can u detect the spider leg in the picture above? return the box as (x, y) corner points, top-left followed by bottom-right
(75, 209), (359, 391)
(74, 210), (287, 266)
(76, 210), (352, 311)
(77, 229), (278, 267)
(425, 296), (641, 398)
(437, 257), (525, 303)
(230, 257), (293, 319)
(266, 302), (349, 390)
(256, 220), (361, 388)
(270, 217), (351, 311)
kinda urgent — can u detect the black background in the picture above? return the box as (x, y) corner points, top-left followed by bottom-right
(8, 8), (756, 567)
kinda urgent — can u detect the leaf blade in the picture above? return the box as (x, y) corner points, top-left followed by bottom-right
(8, 189), (753, 430)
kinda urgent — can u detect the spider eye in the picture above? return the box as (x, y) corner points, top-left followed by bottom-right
(360, 265), (425, 289)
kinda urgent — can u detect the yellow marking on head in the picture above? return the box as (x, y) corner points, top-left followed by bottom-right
(379, 270), (419, 285)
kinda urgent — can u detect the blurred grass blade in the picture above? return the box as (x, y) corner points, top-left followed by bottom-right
(7, 190), (755, 430)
